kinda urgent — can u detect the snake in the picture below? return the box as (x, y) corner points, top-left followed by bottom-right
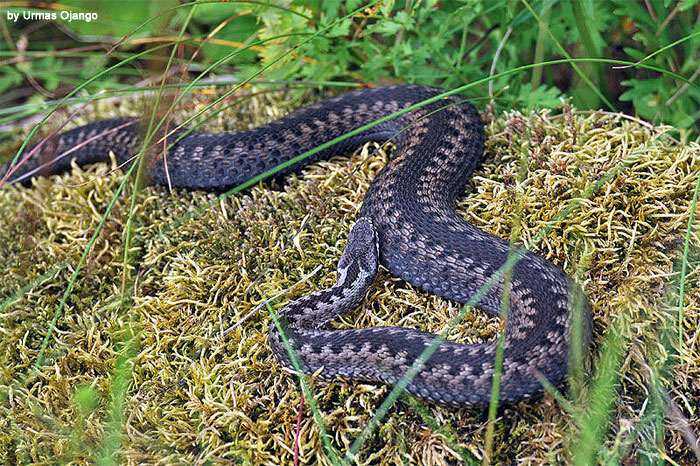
(1, 84), (591, 407)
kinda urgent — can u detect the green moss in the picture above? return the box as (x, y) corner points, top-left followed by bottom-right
(0, 89), (698, 464)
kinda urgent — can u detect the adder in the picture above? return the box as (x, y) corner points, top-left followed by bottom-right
(1, 84), (591, 406)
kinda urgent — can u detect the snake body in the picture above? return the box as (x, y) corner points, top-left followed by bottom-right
(2, 85), (591, 406)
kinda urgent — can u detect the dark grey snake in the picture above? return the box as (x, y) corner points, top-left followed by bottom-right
(1, 84), (591, 407)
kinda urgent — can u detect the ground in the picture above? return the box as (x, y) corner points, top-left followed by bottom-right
(0, 87), (698, 464)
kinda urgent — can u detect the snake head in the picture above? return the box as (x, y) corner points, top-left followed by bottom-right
(338, 217), (379, 276)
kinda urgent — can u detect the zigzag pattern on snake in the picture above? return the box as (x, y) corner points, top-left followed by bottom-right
(1, 84), (591, 406)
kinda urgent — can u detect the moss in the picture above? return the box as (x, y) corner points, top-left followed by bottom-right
(0, 88), (698, 464)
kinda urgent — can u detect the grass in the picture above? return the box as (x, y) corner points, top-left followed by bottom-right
(0, 86), (698, 464)
(0, 1), (698, 463)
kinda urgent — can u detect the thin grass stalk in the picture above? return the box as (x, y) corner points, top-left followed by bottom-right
(520, 0), (613, 110)
(571, 319), (627, 466)
(529, 0), (551, 90)
(483, 129), (529, 465)
(31, 159), (139, 371)
(676, 172), (700, 349)
(96, 8), (195, 463)
(570, 0), (601, 106)
(120, 7), (192, 303)
(96, 327), (140, 465)
(268, 304), (343, 465)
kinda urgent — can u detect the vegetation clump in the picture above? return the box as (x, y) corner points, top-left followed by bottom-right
(0, 89), (698, 464)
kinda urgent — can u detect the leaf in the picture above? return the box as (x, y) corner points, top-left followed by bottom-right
(80, 54), (108, 80)
(200, 15), (260, 63)
(38, 56), (59, 91)
(0, 67), (23, 94)
(620, 78), (665, 120)
(191, 3), (243, 24)
(371, 19), (403, 36)
(680, 0), (700, 11)
(327, 19), (351, 38)
(516, 83), (563, 110)
(57, 0), (176, 38)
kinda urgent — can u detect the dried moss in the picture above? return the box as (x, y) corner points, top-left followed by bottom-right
(0, 88), (698, 464)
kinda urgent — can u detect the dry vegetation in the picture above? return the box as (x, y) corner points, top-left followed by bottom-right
(0, 89), (698, 464)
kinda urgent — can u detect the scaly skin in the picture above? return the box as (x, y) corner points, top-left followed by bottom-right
(2, 85), (591, 406)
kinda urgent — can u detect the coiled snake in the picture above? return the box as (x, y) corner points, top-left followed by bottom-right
(1, 85), (591, 406)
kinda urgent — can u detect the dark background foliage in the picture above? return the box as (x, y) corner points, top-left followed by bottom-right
(0, 0), (698, 136)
